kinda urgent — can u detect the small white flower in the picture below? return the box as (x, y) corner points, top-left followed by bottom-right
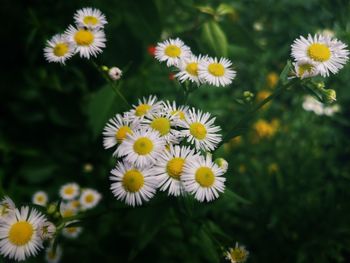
(214, 158), (228, 173)
(79, 188), (102, 210)
(38, 221), (56, 240)
(44, 34), (75, 64)
(62, 226), (82, 239)
(65, 25), (106, 59)
(291, 34), (349, 76)
(45, 244), (62, 263)
(60, 202), (78, 218)
(59, 183), (80, 201)
(115, 128), (166, 168)
(182, 155), (226, 202)
(74, 7), (107, 29)
(162, 100), (189, 122)
(126, 95), (163, 120)
(0, 206), (47, 261)
(198, 57), (236, 87)
(151, 145), (199, 196)
(0, 196), (16, 221)
(175, 55), (208, 85)
(225, 242), (249, 263)
(179, 108), (222, 151)
(292, 59), (319, 79)
(110, 161), (158, 206)
(108, 67), (122, 80)
(32, 191), (48, 206)
(155, 38), (191, 67)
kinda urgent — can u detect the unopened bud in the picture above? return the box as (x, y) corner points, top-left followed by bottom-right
(322, 89), (336, 103)
(101, 65), (109, 71)
(47, 203), (57, 215)
(38, 221), (56, 240)
(108, 67), (123, 81)
(214, 158), (228, 173)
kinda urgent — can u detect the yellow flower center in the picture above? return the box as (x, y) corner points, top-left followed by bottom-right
(166, 158), (185, 180)
(307, 43), (331, 62)
(171, 110), (185, 120)
(66, 227), (78, 233)
(189, 122), (207, 140)
(83, 16), (99, 25)
(53, 43), (69, 57)
(8, 221), (33, 246)
(229, 247), (248, 262)
(298, 63), (314, 77)
(195, 167), (215, 187)
(115, 126), (133, 143)
(208, 63), (225, 77)
(36, 195), (44, 202)
(85, 194), (94, 203)
(64, 186), (74, 196)
(122, 170), (144, 192)
(135, 104), (151, 116)
(74, 29), (94, 46)
(71, 200), (80, 208)
(133, 137), (154, 155)
(186, 62), (198, 76)
(151, 117), (171, 136)
(164, 45), (181, 57)
(62, 209), (74, 218)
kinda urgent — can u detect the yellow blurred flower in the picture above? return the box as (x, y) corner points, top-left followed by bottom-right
(253, 119), (279, 140)
(268, 163), (279, 174)
(266, 72), (279, 88)
(256, 89), (272, 109)
(238, 164), (246, 174)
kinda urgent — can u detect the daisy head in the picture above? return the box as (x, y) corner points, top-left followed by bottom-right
(45, 244), (62, 263)
(65, 25), (106, 59)
(291, 34), (349, 76)
(59, 183), (80, 201)
(79, 188), (102, 210)
(127, 95), (163, 120)
(38, 221), (56, 240)
(60, 202), (78, 218)
(151, 145), (199, 196)
(44, 34), (75, 64)
(62, 226), (82, 239)
(74, 7), (107, 29)
(32, 191), (48, 206)
(103, 113), (141, 149)
(115, 127), (166, 168)
(225, 243), (249, 263)
(110, 161), (158, 206)
(182, 155), (226, 202)
(163, 100), (189, 121)
(198, 57), (236, 87)
(292, 59), (319, 79)
(155, 38), (191, 67)
(176, 55), (208, 85)
(0, 196), (15, 220)
(0, 206), (47, 261)
(180, 108), (222, 151)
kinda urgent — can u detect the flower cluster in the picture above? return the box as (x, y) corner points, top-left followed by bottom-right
(155, 38), (236, 87)
(44, 7), (107, 64)
(291, 33), (349, 78)
(103, 95), (228, 206)
(302, 95), (340, 116)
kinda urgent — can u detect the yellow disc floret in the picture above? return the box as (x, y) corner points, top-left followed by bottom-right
(53, 43), (69, 57)
(307, 43), (331, 62)
(85, 194), (94, 203)
(165, 45), (181, 57)
(166, 158), (185, 180)
(151, 117), (171, 136)
(83, 16), (99, 26)
(135, 104), (151, 117)
(195, 167), (215, 187)
(186, 62), (198, 76)
(190, 122), (207, 140)
(122, 170), (144, 192)
(74, 29), (94, 46)
(64, 186), (74, 196)
(297, 63), (314, 77)
(133, 137), (154, 155)
(208, 63), (225, 77)
(8, 221), (33, 246)
(115, 126), (133, 143)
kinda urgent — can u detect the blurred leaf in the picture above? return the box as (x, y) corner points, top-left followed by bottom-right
(279, 60), (292, 85)
(216, 3), (236, 17)
(19, 161), (56, 183)
(198, 228), (220, 263)
(195, 5), (215, 16)
(201, 20), (228, 57)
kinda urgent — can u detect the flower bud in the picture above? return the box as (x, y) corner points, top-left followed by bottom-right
(38, 221), (56, 240)
(101, 65), (109, 71)
(214, 158), (228, 173)
(322, 89), (336, 103)
(108, 67), (122, 81)
(47, 203), (58, 215)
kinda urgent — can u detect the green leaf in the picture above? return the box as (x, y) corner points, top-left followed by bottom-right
(195, 5), (216, 16)
(216, 3), (236, 17)
(201, 21), (228, 57)
(224, 189), (251, 205)
(279, 60), (292, 85)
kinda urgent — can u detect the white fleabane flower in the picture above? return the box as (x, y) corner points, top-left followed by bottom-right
(225, 242), (249, 263)
(110, 161), (158, 206)
(155, 38), (191, 67)
(32, 191), (48, 206)
(126, 95), (163, 120)
(115, 128), (166, 167)
(176, 55), (208, 85)
(292, 59), (319, 79)
(38, 221), (56, 241)
(182, 155), (226, 202)
(291, 34), (349, 76)
(162, 100), (189, 122)
(0, 196), (16, 221)
(198, 57), (236, 87)
(44, 34), (75, 64)
(74, 7), (107, 29)
(62, 226), (82, 239)
(0, 206), (47, 261)
(103, 114), (140, 149)
(45, 244), (62, 263)
(59, 183), (80, 201)
(179, 108), (222, 151)
(152, 145), (199, 196)
(79, 189), (102, 210)
(65, 25), (106, 59)
(108, 67), (122, 80)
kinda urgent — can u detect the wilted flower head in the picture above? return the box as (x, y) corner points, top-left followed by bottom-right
(38, 221), (56, 240)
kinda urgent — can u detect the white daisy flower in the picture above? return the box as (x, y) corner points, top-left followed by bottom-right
(44, 34), (75, 64)
(115, 128), (166, 168)
(291, 34), (349, 76)
(162, 100), (189, 122)
(32, 191), (48, 206)
(62, 226), (82, 239)
(66, 200), (81, 211)
(103, 113), (141, 149)
(79, 189), (102, 210)
(0, 206), (47, 261)
(126, 95), (163, 120)
(182, 155), (226, 202)
(198, 57), (236, 87)
(152, 145), (199, 196)
(45, 244), (62, 263)
(59, 203), (78, 218)
(74, 7), (107, 29)
(179, 108), (222, 151)
(38, 221), (56, 240)
(110, 161), (158, 206)
(59, 183), (80, 201)
(292, 59), (319, 79)
(175, 55), (208, 85)
(225, 242), (249, 263)
(155, 38), (191, 67)
(0, 196), (16, 221)
(65, 25), (106, 59)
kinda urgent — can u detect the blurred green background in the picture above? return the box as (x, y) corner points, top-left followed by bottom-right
(2, 0), (350, 262)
